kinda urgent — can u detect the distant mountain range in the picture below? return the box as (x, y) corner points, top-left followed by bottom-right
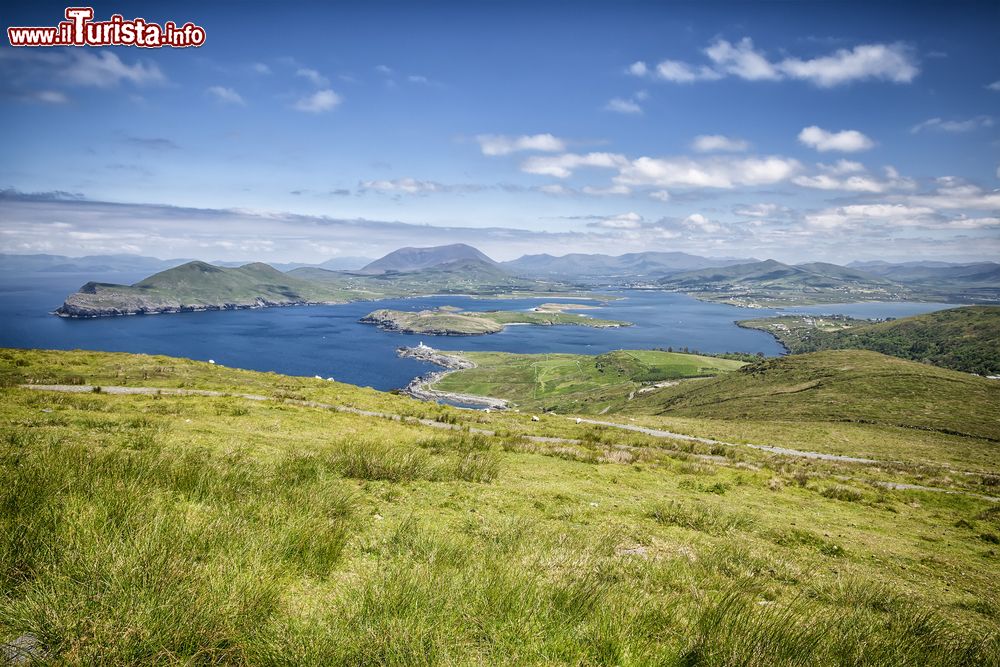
(847, 260), (1000, 287)
(656, 259), (999, 306)
(24, 245), (1000, 317)
(501, 251), (754, 281)
(0, 253), (374, 274)
(0, 253), (188, 274)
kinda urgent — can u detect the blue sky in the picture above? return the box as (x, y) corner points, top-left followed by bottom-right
(1, 0), (998, 263)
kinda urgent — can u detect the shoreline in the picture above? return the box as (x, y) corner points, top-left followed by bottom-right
(52, 290), (609, 319)
(397, 345), (509, 410)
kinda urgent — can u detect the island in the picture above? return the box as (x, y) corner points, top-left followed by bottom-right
(54, 247), (582, 318)
(360, 305), (631, 336)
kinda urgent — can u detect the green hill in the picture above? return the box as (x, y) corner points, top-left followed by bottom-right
(739, 306), (1000, 375)
(626, 350), (1000, 441)
(56, 261), (347, 317)
(2, 347), (999, 663)
(433, 349), (744, 412)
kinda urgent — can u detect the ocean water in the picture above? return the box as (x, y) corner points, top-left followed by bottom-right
(0, 272), (956, 391)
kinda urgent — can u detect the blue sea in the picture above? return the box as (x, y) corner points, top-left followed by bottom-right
(0, 272), (957, 391)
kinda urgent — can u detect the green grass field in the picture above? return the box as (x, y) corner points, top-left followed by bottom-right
(433, 350), (744, 413)
(2, 348), (999, 664)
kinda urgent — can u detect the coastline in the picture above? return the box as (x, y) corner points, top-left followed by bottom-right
(397, 345), (509, 410)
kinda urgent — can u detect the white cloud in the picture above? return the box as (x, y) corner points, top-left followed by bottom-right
(581, 184), (631, 196)
(778, 42), (918, 87)
(805, 204), (936, 229)
(655, 60), (721, 83)
(360, 178), (442, 194)
(633, 38), (918, 88)
(26, 90), (68, 104)
(985, 80), (1000, 91)
(682, 213), (724, 233)
(911, 116), (994, 133)
(734, 203), (782, 218)
(793, 174), (884, 192)
(408, 75), (429, 84)
(521, 152), (626, 178)
(296, 68), (329, 87)
(793, 164), (913, 194)
(819, 159), (866, 174)
(901, 179), (1000, 210)
(798, 126), (874, 152)
(476, 133), (567, 156)
(649, 190), (671, 202)
(375, 65), (393, 75)
(536, 184), (571, 196)
(293, 89), (341, 113)
(614, 155), (801, 188)
(252, 63), (271, 75)
(358, 179), (484, 195)
(805, 203), (999, 231)
(627, 61), (648, 77)
(61, 51), (165, 88)
(691, 135), (750, 153)
(206, 86), (245, 105)
(605, 97), (642, 114)
(705, 38), (780, 81)
(590, 212), (644, 229)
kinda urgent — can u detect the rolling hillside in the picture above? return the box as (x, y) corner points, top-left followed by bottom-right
(739, 306), (1000, 375)
(56, 261), (346, 317)
(1, 347), (999, 663)
(433, 349), (744, 412)
(625, 350), (1000, 441)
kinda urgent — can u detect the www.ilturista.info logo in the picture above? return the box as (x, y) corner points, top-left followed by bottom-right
(8, 7), (206, 48)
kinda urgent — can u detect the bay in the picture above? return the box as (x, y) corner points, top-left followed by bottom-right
(0, 272), (956, 391)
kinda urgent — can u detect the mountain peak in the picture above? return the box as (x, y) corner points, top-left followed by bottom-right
(359, 244), (496, 274)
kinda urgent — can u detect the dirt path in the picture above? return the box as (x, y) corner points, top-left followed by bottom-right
(18, 384), (997, 502)
(18, 384), (556, 442)
(570, 417), (881, 463)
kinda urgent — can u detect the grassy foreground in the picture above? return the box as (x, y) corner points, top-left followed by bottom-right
(1, 348), (999, 665)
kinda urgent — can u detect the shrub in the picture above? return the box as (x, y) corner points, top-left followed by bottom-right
(821, 485), (865, 502)
(648, 501), (752, 534)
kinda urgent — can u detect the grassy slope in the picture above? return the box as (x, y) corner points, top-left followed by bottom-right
(739, 306), (1000, 375)
(1, 348), (999, 664)
(434, 350), (744, 412)
(625, 350), (1000, 443)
